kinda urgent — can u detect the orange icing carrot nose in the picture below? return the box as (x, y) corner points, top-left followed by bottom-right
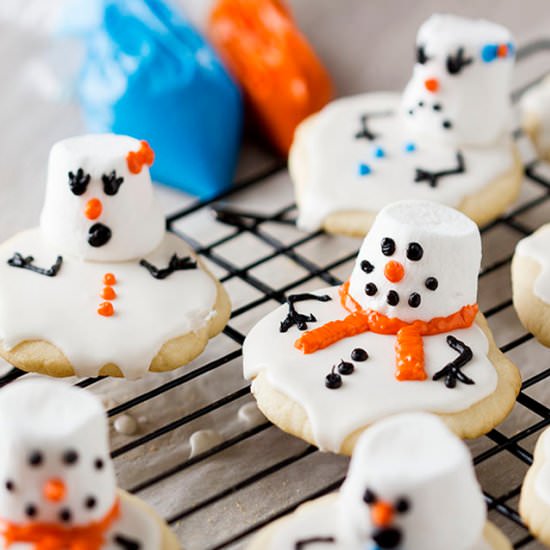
(85, 198), (103, 220)
(424, 78), (439, 93)
(384, 261), (405, 283)
(43, 478), (66, 503)
(372, 501), (395, 528)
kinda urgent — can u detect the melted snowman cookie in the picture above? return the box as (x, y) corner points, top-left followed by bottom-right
(512, 224), (550, 347)
(248, 414), (512, 550)
(290, 14), (522, 237)
(521, 75), (550, 161)
(520, 427), (550, 546)
(243, 201), (520, 454)
(0, 379), (180, 549)
(0, 134), (230, 379)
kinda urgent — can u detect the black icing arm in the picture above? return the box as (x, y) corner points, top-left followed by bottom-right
(113, 535), (141, 550)
(140, 254), (197, 280)
(414, 151), (465, 188)
(295, 536), (336, 549)
(354, 111), (394, 141)
(7, 252), (63, 277)
(280, 293), (332, 333)
(432, 335), (474, 389)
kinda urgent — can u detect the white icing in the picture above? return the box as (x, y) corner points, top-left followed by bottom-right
(348, 200), (480, 322)
(238, 402), (266, 427)
(41, 134), (165, 262)
(534, 427), (550, 506)
(293, 14), (517, 232)
(0, 379), (161, 549)
(514, 224), (550, 304)
(266, 414), (491, 550)
(402, 14), (514, 146)
(189, 429), (223, 458)
(0, 228), (218, 379)
(114, 414), (139, 436)
(520, 75), (550, 153)
(243, 286), (498, 452)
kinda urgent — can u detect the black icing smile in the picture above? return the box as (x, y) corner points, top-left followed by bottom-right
(372, 527), (402, 549)
(88, 223), (112, 248)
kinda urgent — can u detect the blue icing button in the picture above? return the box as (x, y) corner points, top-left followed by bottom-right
(358, 163), (372, 176)
(481, 44), (498, 63)
(373, 146), (385, 159)
(404, 141), (416, 153)
(65, 0), (243, 199)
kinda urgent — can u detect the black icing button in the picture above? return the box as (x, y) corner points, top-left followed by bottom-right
(337, 361), (354, 375)
(365, 283), (378, 296)
(387, 290), (399, 306)
(408, 293), (421, 308)
(325, 372), (342, 389)
(425, 277), (438, 291)
(351, 348), (368, 362)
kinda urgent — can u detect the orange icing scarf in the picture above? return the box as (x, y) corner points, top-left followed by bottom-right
(0, 499), (120, 550)
(294, 281), (478, 381)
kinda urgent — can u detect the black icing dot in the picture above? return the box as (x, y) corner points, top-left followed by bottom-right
(325, 372), (342, 389)
(360, 260), (374, 274)
(337, 360), (354, 376)
(387, 290), (399, 306)
(5, 480), (14, 492)
(94, 458), (105, 471)
(408, 109), (414, 116)
(442, 120), (452, 129)
(425, 277), (439, 291)
(351, 348), (368, 362)
(365, 283), (378, 296)
(25, 504), (37, 518)
(396, 497), (411, 514)
(406, 242), (423, 261)
(363, 488), (377, 504)
(418, 101), (424, 107)
(85, 496), (97, 510)
(63, 449), (79, 466)
(381, 238), (396, 256)
(433, 103), (442, 111)
(59, 508), (72, 523)
(408, 293), (421, 308)
(28, 451), (43, 467)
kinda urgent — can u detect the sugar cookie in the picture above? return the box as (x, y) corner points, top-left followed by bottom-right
(0, 378), (180, 549)
(290, 14), (522, 236)
(243, 200), (520, 454)
(0, 134), (230, 379)
(520, 75), (550, 161)
(249, 413), (511, 550)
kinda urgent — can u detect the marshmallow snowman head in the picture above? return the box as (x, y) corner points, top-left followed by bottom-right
(40, 134), (165, 262)
(400, 14), (514, 146)
(347, 200), (481, 323)
(338, 413), (486, 550)
(0, 379), (117, 526)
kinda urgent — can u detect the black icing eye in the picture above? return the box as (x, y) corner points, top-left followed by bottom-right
(365, 283), (378, 296)
(363, 488), (377, 505)
(361, 260), (375, 274)
(28, 451), (43, 467)
(446, 47), (473, 75)
(381, 238), (396, 256)
(68, 168), (91, 196)
(101, 170), (124, 196)
(94, 458), (105, 471)
(416, 44), (430, 64)
(425, 277), (438, 291)
(408, 293), (421, 308)
(406, 242), (423, 261)
(5, 480), (14, 492)
(63, 449), (79, 466)
(395, 497), (411, 514)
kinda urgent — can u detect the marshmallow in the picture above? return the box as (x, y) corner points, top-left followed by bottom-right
(40, 134), (165, 261)
(348, 200), (481, 322)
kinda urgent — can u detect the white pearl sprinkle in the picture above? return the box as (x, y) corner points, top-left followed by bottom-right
(114, 414), (138, 436)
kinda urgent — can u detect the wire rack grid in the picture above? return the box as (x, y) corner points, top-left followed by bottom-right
(2, 40), (550, 550)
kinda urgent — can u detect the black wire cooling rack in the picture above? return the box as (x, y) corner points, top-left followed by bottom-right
(2, 39), (550, 550)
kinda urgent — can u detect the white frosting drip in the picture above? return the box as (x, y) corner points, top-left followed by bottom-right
(266, 414), (490, 550)
(294, 93), (515, 232)
(40, 134), (165, 262)
(521, 76), (550, 153)
(535, 427), (550, 506)
(514, 224), (550, 304)
(0, 228), (218, 378)
(243, 286), (498, 452)
(348, 200), (480, 322)
(0, 380), (161, 549)
(402, 14), (514, 146)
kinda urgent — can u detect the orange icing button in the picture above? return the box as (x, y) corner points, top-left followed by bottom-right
(43, 479), (66, 503)
(103, 273), (116, 286)
(424, 78), (439, 93)
(98, 302), (114, 317)
(101, 286), (116, 300)
(371, 502), (394, 528)
(384, 261), (405, 283)
(84, 198), (103, 221)
(208, 0), (333, 154)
